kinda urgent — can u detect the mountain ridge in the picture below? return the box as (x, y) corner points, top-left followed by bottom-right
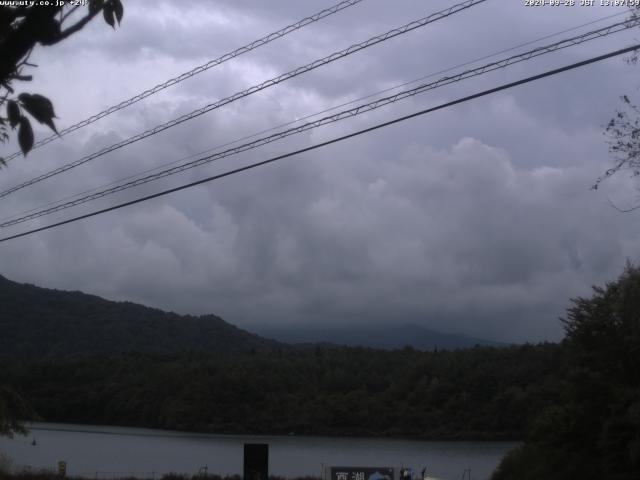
(1, 274), (504, 357)
(0, 274), (282, 358)
(252, 322), (506, 350)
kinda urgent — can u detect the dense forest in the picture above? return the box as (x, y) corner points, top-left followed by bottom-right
(0, 275), (282, 358)
(0, 274), (501, 356)
(0, 344), (562, 440)
(2, 266), (640, 479)
(492, 265), (640, 480)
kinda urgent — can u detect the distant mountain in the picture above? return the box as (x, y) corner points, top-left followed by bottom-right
(251, 323), (506, 350)
(0, 274), (282, 359)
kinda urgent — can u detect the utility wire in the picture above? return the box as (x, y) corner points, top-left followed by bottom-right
(2, 0), (366, 163)
(0, 0), (487, 200)
(1, 11), (626, 225)
(2, 9), (625, 225)
(1, 17), (636, 228)
(1, 44), (637, 244)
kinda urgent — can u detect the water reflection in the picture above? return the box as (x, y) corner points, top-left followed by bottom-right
(0, 423), (516, 480)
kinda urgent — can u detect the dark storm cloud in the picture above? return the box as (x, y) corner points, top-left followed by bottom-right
(1, 0), (640, 342)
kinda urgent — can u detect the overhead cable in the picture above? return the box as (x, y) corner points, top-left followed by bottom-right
(2, 0), (366, 163)
(0, 0), (487, 199)
(1, 17), (636, 228)
(1, 43), (637, 244)
(1, 11), (627, 225)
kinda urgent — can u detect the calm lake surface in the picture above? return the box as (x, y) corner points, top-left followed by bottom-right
(0, 423), (517, 480)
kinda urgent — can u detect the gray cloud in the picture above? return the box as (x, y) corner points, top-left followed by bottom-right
(1, 0), (640, 343)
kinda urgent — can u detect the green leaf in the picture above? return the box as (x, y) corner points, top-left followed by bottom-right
(7, 100), (20, 129)
(89, 0), (104, 15)
(37, 18), (62, 46)
(18, 93), (58, 134)
(112, 0), (123, 25)
(18, 117), (34, 156)
(103, 2), (115, 29)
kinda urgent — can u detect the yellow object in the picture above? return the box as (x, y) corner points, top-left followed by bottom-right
(57, 461), (67, 478)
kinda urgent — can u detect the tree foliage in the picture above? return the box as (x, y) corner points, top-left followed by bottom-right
(0, 0), (124, 163)
(0, 343), (563, 440)
(0, 0), (124, 438)
(0, 274), (282, 359)
(595, 94), (640, 197)
(0, 385), (32, 438)
(492, 264), (640, 480)
(595, 6), (640, 193)
(0, 274), (566, 441)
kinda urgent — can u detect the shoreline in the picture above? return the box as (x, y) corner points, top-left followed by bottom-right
(20, 422), (522, 444)
(1, 472), (320, 480)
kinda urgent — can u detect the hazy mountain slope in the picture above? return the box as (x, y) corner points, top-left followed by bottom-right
(252, 323), (506, 350)
(0, 274), (282, 358)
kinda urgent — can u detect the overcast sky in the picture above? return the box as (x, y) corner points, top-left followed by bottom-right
(2, 0), (640, 342)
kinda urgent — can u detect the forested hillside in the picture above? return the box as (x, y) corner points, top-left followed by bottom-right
(252, 323), (505, 350)
(492, 265), (640, 480)
(0, 273), (563, 441)
(1, 344), (562, 440)
(5, 265), (638, 478)
(0, 275), (281, 358)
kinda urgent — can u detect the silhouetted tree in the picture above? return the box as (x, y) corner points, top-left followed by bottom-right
(0, 0), (124, 161)
(0, 386), (31, 438)
(492, 264), (640, 480)
(0, 0), (124, 437)
(595, 6), (640, 196)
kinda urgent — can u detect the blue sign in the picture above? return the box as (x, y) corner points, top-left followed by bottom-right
(331, 467), (394, 480)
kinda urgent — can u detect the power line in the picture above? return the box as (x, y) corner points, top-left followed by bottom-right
(1, 43), (636, 244)
(0, 0), (487, 200)
(1, 17), (635, 228)
(2, 0), (366, 163)
(1, 11), (626, 226)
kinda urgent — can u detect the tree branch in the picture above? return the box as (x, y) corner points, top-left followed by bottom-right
(606, 196), (640, 213)
(56, 8), (102, 42)
(0, 6), (61, 84)
(60, 5), (81, 24)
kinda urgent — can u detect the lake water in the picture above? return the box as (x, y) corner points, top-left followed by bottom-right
(0, 423), (516, 480)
